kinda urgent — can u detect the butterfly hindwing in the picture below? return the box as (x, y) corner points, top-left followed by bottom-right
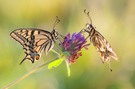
(10, 28), (55, 64)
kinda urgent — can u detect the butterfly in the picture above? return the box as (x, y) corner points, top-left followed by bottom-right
(81, 10), (118, 71)
(10, 17), (61, 64)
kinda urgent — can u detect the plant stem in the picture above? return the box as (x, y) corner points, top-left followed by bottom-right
(2, 58), (58, 89)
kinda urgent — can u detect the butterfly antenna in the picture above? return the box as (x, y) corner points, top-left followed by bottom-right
(84, 9), (92, 25)
(53, 16), (60, 30)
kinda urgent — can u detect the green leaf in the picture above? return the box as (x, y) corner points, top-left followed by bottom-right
(65, 61), (71, 77)
(63, 51), (70, 57)
(48, 58), (64, 69)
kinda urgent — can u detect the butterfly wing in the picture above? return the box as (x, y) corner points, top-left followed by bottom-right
(90, 30), (117, 63)
(10, 28), (54, 64)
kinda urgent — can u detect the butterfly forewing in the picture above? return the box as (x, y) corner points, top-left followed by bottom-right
(90, 30), (118, 63)
(10, 28), (55, 64)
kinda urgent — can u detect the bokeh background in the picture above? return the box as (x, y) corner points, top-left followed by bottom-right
(0, 0), (135, 89)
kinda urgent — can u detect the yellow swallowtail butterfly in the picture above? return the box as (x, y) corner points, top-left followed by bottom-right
(10, 17), (61, 64)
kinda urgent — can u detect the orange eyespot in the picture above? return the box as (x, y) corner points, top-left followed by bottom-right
(35, 55), (40, 60)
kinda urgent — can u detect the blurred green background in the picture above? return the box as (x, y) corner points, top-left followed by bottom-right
(0, 0), (135, 89)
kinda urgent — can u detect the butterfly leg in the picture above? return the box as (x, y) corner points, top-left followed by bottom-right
(80, 28), (85, 33)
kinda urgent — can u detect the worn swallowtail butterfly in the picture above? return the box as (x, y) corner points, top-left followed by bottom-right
(81, 10), (118, 71)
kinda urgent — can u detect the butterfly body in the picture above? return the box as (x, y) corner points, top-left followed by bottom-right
(10, 28), (58, 64)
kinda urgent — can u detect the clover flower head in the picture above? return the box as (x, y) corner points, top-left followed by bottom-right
(60, 32), (90, 64)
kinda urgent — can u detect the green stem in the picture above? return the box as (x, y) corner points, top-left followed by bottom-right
(2, 58), (58, 89)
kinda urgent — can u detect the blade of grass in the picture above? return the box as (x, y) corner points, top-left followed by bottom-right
(2, 58), (59, 89)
